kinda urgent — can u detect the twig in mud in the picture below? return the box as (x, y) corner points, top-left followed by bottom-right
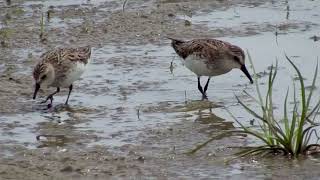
(137, 105), (141, 120)
(40, 13), (44, 37)
(39, 12), (47, 42)
(169, 57), (175, 74)
(122, 0), (128, 13)
(184, 90), (187, 104)
(286, 5), (290, 20)
(47, 7), (54, 22)
(274, 28), (279, 46)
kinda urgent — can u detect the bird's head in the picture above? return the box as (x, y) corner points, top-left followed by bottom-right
(232, 49), (253, 84)
(32, 62), (55, 99)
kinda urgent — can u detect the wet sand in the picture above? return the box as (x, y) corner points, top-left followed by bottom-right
(0, 0), (320, 179)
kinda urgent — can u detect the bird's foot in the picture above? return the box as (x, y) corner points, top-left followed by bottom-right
(40, 95), (54, 109)
(40, 95), (53, 104)
(47, 103), (52, 109)
(40, 99), (48, 104)
(201, 93), (208, 100)
(40, 103), (52, 110)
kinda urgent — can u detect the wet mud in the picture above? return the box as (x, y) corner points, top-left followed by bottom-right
(0, 0), (320, 179)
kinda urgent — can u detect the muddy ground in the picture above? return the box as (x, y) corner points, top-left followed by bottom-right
(0, 0), (320, 179)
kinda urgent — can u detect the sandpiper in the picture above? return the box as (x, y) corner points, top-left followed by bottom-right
(168, 37), (253, 99)
(33, 46), (91, 108)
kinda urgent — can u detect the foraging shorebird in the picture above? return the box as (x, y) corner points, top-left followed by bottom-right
(168, 38), (253, 99)
(33, 46), (91, 108)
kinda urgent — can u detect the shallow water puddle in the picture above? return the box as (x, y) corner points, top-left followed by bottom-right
(0, 113), (45, 146)
(2, 25), (319, 150)
(0, 42), (230, 148)
(191, 0), (319, 29)
(1, 0), (320, 178)
(186, 0), (320, 124)
(70, 44), (230, 146)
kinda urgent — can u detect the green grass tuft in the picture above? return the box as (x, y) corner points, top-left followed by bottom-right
(188, 53), (320, 159)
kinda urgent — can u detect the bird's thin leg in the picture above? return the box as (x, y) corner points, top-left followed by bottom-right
(65, 84), (73, 105)
(197, 77), (207, 99)
(197, 77), (204, 94)
(204, 77), (211, 94)
(41, 87), (60, 104)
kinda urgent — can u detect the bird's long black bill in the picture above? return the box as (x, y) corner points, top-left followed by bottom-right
(241, 65), (253, 84)
(33, 83), (40, 99)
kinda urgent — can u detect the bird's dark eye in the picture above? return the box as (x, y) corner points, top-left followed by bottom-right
(234, 56), (241, 64)
(41, 75), (47, 80)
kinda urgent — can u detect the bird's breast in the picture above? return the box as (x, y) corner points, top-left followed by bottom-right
(53, 61), (87, 87)
(184, 54), (233, 76)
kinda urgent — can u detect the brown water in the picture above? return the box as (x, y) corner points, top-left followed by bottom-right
(0, 0), (320, 179)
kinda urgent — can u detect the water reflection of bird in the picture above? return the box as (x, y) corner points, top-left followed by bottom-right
(195, 108), (234, 134)
(168, 38), (253, 99)
(32, 46), (91, 108)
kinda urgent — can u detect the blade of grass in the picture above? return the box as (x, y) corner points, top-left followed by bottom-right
(283, 88), (290, 137)
(187, 130), (242, 154)
(285, 54), (306, 155)
(306, 60), (318, 110)
(235, 95), (264, 121)
(226, 108), (272, 146)
(247, 50), (265, 109)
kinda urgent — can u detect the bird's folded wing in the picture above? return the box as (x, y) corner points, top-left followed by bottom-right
(41, 46), (91, 65)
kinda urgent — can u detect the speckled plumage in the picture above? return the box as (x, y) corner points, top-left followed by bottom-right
(33, 46), (91, 85)
(168, 37), (253, 98)
(32, 46), (91, 107)
(170, 38), (245, 61)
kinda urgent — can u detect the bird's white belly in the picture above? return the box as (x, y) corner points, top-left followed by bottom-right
(184, 55), (230, 77)
(60, 62), (87, 87)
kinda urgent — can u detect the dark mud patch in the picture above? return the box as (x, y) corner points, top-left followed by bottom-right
(0, 145), (144, 179)
(141, 100), (221, 114)
(0, 75), (33, 114)
(0, 0), (297, 50)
